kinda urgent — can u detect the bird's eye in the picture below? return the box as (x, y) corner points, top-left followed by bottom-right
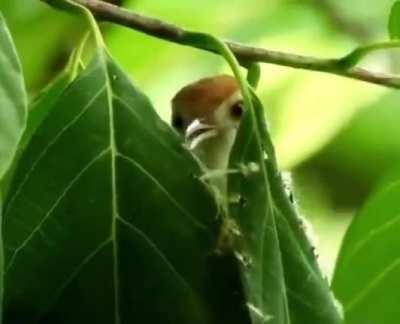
(172, 115), (184, 131)
(230, 101), (244, 119)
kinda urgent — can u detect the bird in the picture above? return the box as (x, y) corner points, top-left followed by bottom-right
(172, 74), (246, 256)
(171, 74), (244, 197)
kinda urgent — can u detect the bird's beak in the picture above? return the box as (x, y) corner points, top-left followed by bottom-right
(185, 119), (218, 150)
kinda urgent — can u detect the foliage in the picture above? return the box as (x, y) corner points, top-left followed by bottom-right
(0, 13), (28, 320)
(1, 0), (400, 323)
(2, 44), (220, 323)
(333, 181), (400, 323)
(0, 2), (343, 323)
(0, 13), (27, 184)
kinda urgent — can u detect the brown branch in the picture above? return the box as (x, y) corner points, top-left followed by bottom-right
(44, 0), (400, 89)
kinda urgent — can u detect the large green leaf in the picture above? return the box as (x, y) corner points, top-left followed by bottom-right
(228, 93), (343, 324)
(0, 198), (3, 323)
(228, 104), (288, 324)
(2, 48), (226, 323)
(2, 73), (71, 200)
(0, 13), (27, 320)
(0, 13), (27, 182)
(332, 181), (400, 323)
(3, 43), (84, 198)
(23, 74), (70, 150)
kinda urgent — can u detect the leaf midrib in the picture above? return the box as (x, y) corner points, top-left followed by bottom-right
(102, 55), (121, 324)
(234, 118), (291, 324)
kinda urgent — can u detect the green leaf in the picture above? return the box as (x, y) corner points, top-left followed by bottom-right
(229, 109), (289, 324)
(0, 12), (27, 182)
(389, 1), (400, 39)
(2, 48), (224, 323)
(228, 93), (343, 324)
(332, 181), (400, 323)
(0, 198), (3, 324)
(23, 74), (70, 150)
(3, 41), (86, 198)
(184, 30), (343, 324)
(2, 34), (85, 198)
(0, 14), (26, 321)
(1, 74), (71, 199)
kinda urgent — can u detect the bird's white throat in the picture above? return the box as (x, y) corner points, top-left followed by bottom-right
(191, 127), (237, 171)
(190, 127), (238, 200)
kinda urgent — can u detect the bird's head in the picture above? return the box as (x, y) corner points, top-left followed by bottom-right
(171, 75), (244, 170)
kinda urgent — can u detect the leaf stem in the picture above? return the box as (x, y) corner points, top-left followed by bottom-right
(68, 0), (105, 48)
(43, 0), (105, 48)
(338, 40), (400, 69)
(245, 63), (261, 89)
(67, 32), (90, 79)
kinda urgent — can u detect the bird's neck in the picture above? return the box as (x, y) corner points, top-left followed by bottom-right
(194, 128), (236, 169)
(193, 128), (237, 197)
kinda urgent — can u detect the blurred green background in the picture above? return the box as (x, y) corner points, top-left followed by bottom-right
(1, 0), (399, 278)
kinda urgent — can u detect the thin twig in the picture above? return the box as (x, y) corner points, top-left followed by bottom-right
(43, 0), (400, 89)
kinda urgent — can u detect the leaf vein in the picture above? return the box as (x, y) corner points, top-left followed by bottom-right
(344, 214), (400, 266)
(113, 94), (184, 159)
(5, 148), (110, 274)
(345, 258), (400, 312)
(117, 216), (196, 294)
(4, 84), (107, 218)
(117, 152), (207, 230)
(37, 239), (111, 320)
